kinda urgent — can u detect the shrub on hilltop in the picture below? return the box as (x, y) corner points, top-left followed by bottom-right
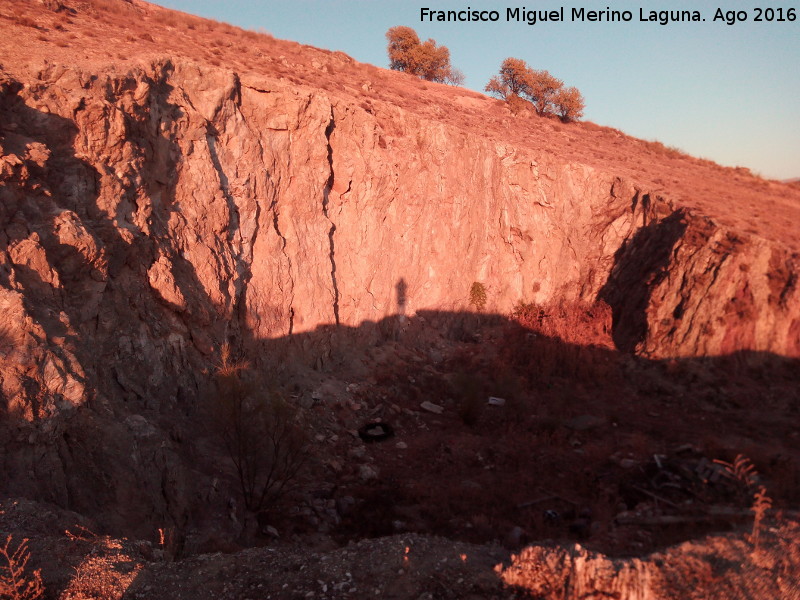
(527, 69), (563, 116)
(552, 85), (585, 121)
(386, 26), (463, 85)
(485, 57), (532, 99)
(486, 57), (585, 122)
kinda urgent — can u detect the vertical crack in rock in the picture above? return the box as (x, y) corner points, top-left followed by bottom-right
(323, 108), (340, 325)
(241, 198), (261, 330)
(206, 127), (240, 244)
(206, 124), (249, 319)
(269, 195), (295, 335)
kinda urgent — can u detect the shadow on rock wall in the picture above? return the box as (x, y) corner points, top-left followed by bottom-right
(599, 208), (688, 353)
(0, 64), (225, 542)
(0, 71), (798, 559)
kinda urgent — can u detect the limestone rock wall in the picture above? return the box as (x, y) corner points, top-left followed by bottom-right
(0, 58), (798, 532)
(2, 57), (799, 409)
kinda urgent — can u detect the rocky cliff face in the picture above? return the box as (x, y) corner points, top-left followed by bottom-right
(2, 57), (797, 406)
(0, 49), (798, 533)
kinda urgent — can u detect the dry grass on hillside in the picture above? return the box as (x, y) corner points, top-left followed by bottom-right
(1, 0), (798, 251)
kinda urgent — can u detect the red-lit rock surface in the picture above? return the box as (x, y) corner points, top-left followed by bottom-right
(1, 1), (799, 598)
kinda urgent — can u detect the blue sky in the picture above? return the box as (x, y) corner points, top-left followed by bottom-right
(153, 1), (799, 180)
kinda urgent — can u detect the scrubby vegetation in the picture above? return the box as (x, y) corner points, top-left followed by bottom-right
(385, 26), (464, 85)
(468, 281), (487, 311)
(0, 536), (44, 600)
(486, 57), (585, 121)
(210, 344), (310, 516)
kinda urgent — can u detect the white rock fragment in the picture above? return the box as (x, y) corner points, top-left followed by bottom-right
(359, 464), (379, 481)
(420, 401), (444, 414)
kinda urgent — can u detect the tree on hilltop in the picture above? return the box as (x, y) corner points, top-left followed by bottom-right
(552, 86), (585, 122)
(485, 57), (532, 99)
(386, 26), (420, 72)
(386, 26), (462, 85)
(445, 67), (466, 86)
(409, 38), (452, 82)
(485, 57), (585, 122)
(527, 69), (563, 116)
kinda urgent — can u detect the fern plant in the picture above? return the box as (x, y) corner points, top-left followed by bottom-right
(714, 455), (774, 551)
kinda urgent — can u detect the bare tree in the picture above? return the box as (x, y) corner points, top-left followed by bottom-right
(444, 67), (465, 87)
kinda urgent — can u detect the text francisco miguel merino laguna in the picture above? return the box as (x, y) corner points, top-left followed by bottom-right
(421, 7), (735, 26)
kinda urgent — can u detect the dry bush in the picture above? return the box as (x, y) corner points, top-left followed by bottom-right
(714, 454), (776, 551)
(210, 344), (310, 514)
(714, 453), (759, 504)
(498, 544), (591, 598)
(552, 86), (585, 122)
(642, 139), (686, 159)
(486, 58), (583, 120)
(468, 281), (487, 312)
(485, 57), (529, 99)
(445, 67), (465, 86)
(0, 536), (44, 600)
(750, 485), (772, 550)
(385, 26), (460, 84)
(506, 94), (533, 115)
(61, 538), (141, 600)
(505, 300), (617, 384)
(65, 525), (98, 542)
(512, 299), (613, 348)
(13, 15), (41, 29)
(527, 69), (563, 116)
